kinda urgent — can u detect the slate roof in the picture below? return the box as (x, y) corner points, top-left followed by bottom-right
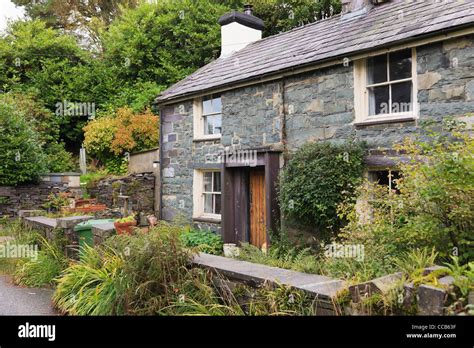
(157, 0), (474, 103)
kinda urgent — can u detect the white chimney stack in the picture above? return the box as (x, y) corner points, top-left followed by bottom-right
(218, 4), (264, 58)
(341, 0), (374, 18)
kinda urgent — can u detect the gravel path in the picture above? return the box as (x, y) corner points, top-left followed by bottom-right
(0, 275), (56, 315)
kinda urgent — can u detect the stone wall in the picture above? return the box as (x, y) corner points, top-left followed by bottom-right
(159, 34), (474, 230)
(161, 103), (223, 231)
(0, 181), (79, 217)
(88, 173), (155, 215)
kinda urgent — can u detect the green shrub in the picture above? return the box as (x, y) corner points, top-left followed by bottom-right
(42, 192), (71, 211)
(0, 102), (47, 185)
(44, 142), (76, 173)
(80, 170), (108, 189)
(338, 120), (474, 263)
(279, 141), (366, 237)
(181, 229), (223, 255)
(105, 156), (128, 175)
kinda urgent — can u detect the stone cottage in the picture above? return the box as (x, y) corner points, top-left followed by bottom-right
(155, 0), (474, 247)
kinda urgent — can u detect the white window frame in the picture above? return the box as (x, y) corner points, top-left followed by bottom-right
(354, 48), (418, 125)
(368, 169), (400, 192)
(193, 95), (222, 141)
(192, 169), (222, 221)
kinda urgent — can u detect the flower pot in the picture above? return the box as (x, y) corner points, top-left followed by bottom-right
(114, 220), (137, 235)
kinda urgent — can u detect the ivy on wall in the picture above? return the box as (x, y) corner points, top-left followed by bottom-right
(278, 141), (366, 237)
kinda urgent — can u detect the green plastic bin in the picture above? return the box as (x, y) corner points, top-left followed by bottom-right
(74, 219), (115, 250)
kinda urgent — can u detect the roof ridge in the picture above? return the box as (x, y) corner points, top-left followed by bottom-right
(250, 12), (343, 45)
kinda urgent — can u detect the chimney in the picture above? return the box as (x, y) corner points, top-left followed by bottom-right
(218, 4), (264, 58)
(341, 0), (374, 18)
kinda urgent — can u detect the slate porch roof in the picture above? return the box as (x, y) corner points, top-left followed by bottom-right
(156, 0), (474, 103)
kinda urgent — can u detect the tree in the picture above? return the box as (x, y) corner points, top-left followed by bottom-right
(83, 107), (159, 163)
(0, 93), (76, 173)
(102, 0), (230, 87)
(0, 20), (123, 149)
(0, 102), (47, 185)
(217, 0), (342, 36)
(11, 0), (140, 49)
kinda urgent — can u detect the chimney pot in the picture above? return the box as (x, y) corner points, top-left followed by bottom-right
(244, 4), (253, 15)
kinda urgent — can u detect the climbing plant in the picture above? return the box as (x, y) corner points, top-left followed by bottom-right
(279, 141), (366, 236)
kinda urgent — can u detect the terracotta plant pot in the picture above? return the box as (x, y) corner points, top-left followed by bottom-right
(114, 220), (137, 235)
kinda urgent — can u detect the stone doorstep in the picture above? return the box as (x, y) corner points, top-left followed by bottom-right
(349, 272), (403, 303)
(193, 253), (345, 299)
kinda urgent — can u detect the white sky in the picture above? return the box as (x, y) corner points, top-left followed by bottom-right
(0, 0), (25, 32)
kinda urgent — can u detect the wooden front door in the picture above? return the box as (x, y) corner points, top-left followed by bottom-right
(249, 170), (266, 248)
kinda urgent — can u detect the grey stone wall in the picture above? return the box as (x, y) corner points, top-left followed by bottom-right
(160, 34), (474, 230)
(222, 82), (283, 148)
(89, 173), (155, 214)
(0, 182), (78, 217)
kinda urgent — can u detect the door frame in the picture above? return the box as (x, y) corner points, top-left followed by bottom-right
(222, 149), (281, 245)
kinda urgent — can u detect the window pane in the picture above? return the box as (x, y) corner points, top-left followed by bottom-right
(203, 97), (212, 115)
(203, 172), (212, 192)
(391, 81), (412, 113)
(368, 85), (389, 115)
(389, 49), (412, 81)
(367, 54), (387, 84)
(204, 115), (213, 135)
(372, 171), (401, 194)
(214, 194), (222, 215)
(213, 172), (221, 192)
(204, 194), (213, 213)
(212, 97), (222, 113)
(204, 114), (222, 135)
(213, 114), (222, 134)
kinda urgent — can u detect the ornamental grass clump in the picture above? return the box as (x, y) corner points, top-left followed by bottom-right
(15, 236), (68, 287)
(53, 222), (239, 315)
(53, 245), (126, 315)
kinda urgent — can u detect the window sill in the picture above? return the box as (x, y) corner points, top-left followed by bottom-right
(193, 135), (222, 143)
(354, 115), (418, 126)
(193, 215), (222, 224)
